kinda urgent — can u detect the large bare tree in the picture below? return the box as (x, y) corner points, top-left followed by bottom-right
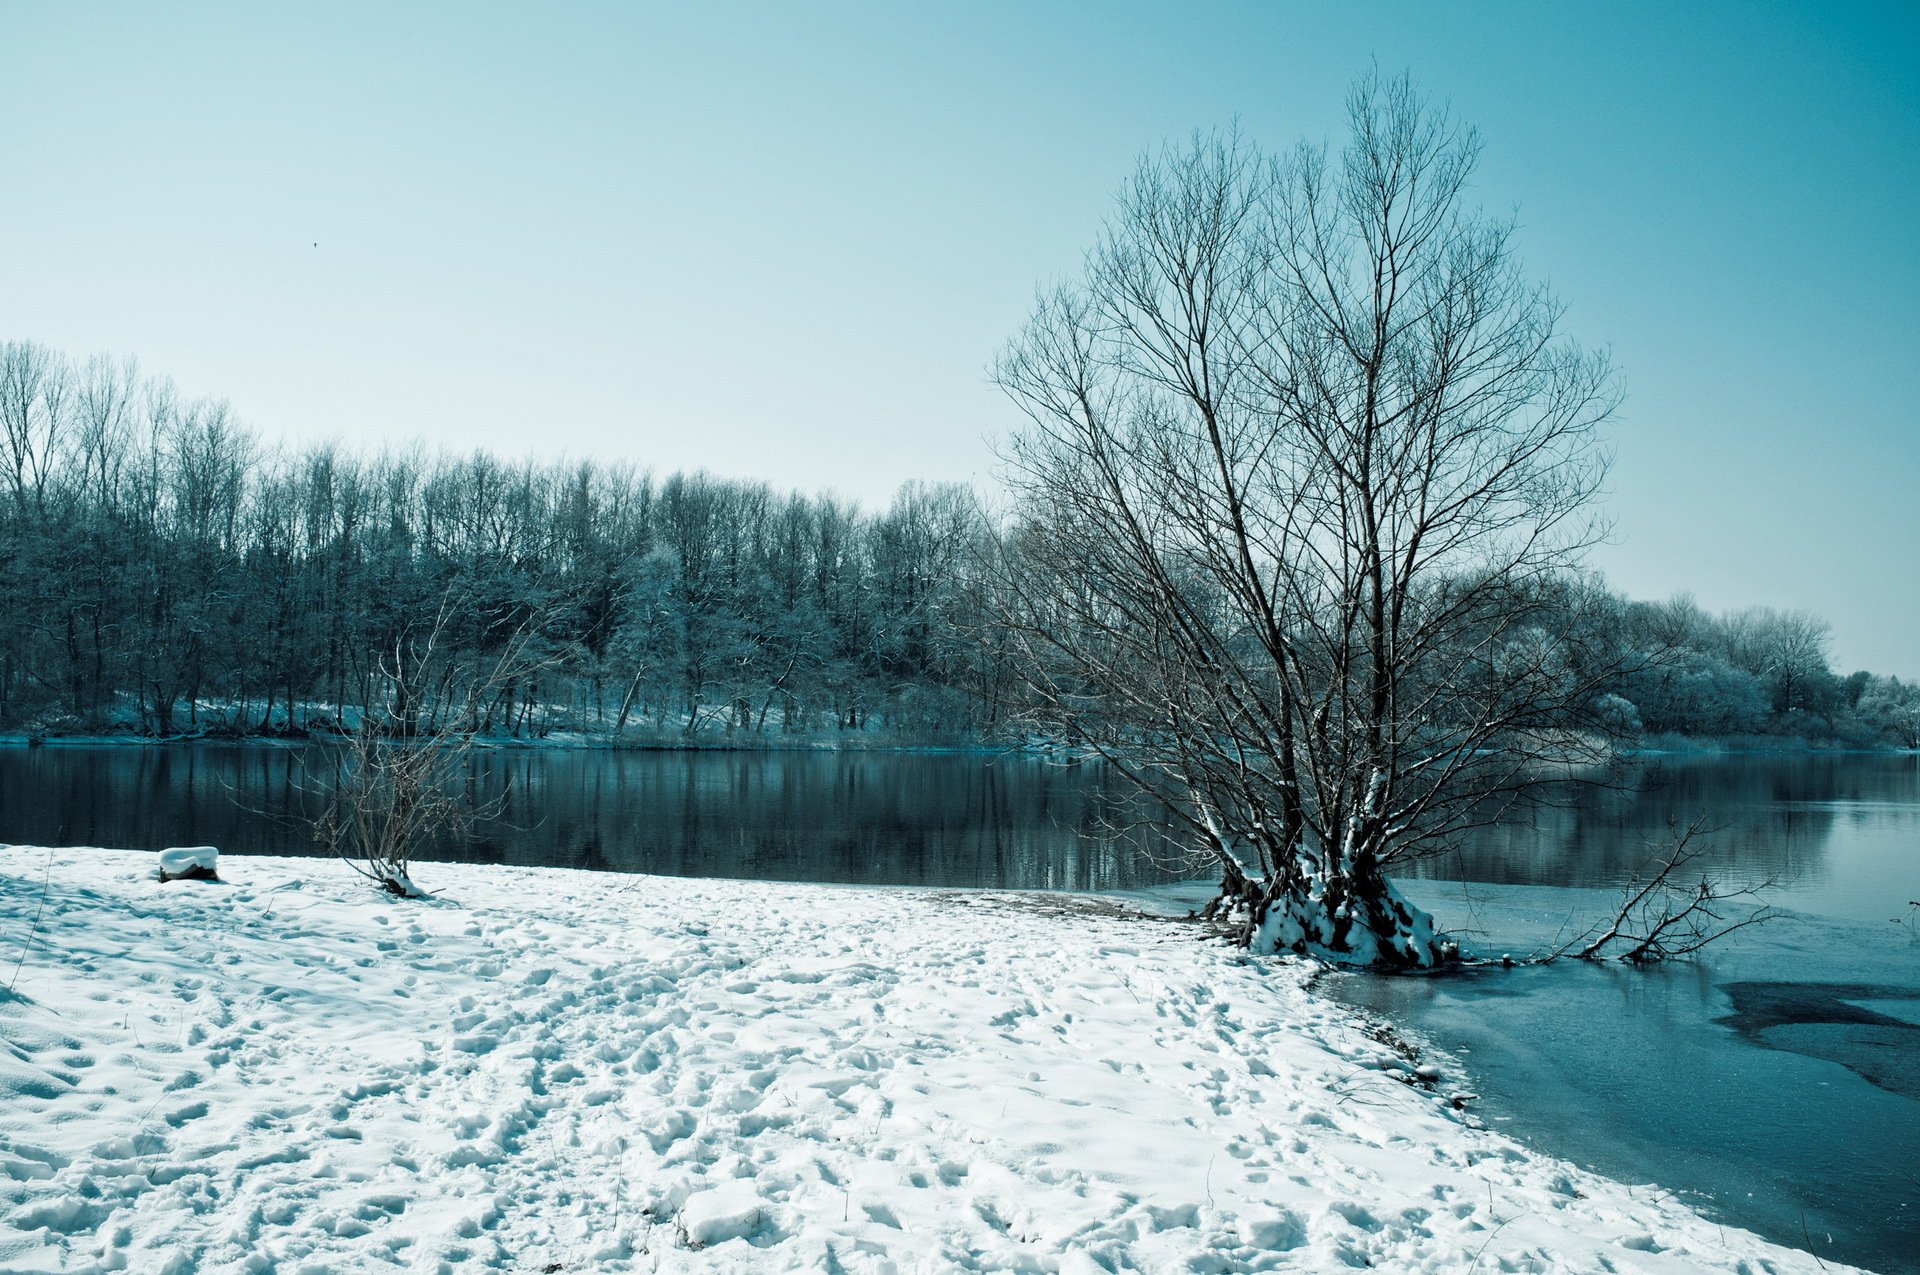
(992, 73), (1619, 966)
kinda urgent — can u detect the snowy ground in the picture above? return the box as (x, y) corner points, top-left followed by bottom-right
(0, 848), (1862, 1273)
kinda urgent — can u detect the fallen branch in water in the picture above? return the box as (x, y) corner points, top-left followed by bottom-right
(1551, 820), (1777, 964)
(1431, 820), (1778, 970)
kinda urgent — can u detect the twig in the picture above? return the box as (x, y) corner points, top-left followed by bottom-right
(1544, 819), (1778, 964)
(1465, 1214), (1516, 1275)
(1799, 1210), (1828, 1271)
(7, 847), (57, 993)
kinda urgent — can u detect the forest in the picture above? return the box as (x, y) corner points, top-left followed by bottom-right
(1, 338), (1916, 750)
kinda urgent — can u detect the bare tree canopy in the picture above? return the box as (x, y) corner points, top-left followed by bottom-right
(992, 72), (1620, 967)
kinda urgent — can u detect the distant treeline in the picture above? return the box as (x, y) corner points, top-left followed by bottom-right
(1, 340), (1915, 748)
(0, 341), (1003, 742)
(1574, 593), (1917, 748)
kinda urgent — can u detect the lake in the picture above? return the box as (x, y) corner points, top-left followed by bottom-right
(0, 744), (1198, 892)
(2, 745), (1916, 1271)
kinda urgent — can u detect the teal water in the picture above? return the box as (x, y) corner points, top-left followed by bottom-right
(0, 745), (1196, 892)
(1332, 753), (1920, 1275)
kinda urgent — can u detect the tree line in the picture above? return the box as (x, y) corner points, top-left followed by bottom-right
(1585, 593), (1917, 747)
(0, 340), (1000, 742)
(0, 337), (1913, 750)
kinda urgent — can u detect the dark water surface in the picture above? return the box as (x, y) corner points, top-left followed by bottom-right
(4, 745), (1917, 1270)
(5, 744), (1911, 905)
(0, 744), (1196, 891)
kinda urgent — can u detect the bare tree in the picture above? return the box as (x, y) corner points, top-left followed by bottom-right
(1725, 606), (1834, 717)
(992, 73), (1618, 966)
(311, 588), (558, 897)
(0, 340), (70, 515)
(73, 353), (139, 510)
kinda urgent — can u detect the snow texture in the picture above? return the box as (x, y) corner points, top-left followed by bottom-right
(0, 847), (1861, 1273)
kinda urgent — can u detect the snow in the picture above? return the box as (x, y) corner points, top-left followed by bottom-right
(0, 846), (1862, 1273)
(1248, 871), (1441, 967)
(156, 846), (218, 879)
(679, 1180), (769, 1247)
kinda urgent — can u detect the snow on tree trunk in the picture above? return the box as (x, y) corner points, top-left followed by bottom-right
(1212, 853), (1441, 969)
(1252, 874), (1438, 968)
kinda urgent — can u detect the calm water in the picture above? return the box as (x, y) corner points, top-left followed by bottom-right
(6, 744), (1911, 906)
(1395, 751), (1920, 923)
(1337, 753), (1920, 1275)
(0, 745), (1198, 892)
(3, 745), (1917, 1270)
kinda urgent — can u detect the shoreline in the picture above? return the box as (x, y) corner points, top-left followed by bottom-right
(3, 730), (1910, 759)
(0, 847), (1859, 1272)
(0, 732), (1010, 756)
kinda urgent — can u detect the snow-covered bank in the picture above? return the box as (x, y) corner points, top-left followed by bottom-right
(0, 850), (1859, 1273)
(0, 730), (993, 754)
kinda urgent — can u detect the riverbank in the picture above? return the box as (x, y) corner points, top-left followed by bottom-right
(0, 729), (998, 754)
(3, 724), (1911, 756)
(0, 849), (1858, 1272)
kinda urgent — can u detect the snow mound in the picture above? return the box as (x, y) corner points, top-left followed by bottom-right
(157, 845), (218, 880)
(679, 1179), (768, 1247)
(0, 847), (1862, 1274)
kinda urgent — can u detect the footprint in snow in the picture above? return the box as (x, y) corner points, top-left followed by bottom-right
(164, 1101), (208, 1128)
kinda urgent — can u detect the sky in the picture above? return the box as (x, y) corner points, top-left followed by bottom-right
(1, 1), (1915, 676)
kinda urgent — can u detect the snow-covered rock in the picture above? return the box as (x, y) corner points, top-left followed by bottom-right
(156, 845), (218, 880)
(0, 846), (1864, 1274)
(678, 1178), (767, 1247)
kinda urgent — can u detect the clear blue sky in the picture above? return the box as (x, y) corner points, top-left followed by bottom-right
(2, 1), (1915, 675)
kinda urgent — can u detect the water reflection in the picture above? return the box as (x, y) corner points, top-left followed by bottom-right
(1408, 753), (1920, 920)
(0, 746), (1202, 892)
(2, 747), (1915, 916)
